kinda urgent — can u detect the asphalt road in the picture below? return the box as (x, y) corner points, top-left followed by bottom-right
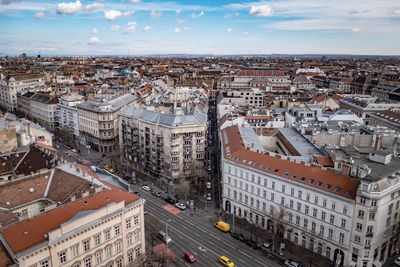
(136, 184), (283, 267)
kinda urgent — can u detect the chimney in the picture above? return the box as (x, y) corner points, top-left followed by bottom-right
(374, 134), (382, 151)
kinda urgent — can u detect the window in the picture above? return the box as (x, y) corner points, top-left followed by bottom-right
(330, 214), (335, 224)
(339, 233), (344, 244)
(297, 203), (301, 212)
(323, 199), (327, 208)
(83, 239), (90, 252)
(314, 196), (319, 205)
(128, 251), (134, 263)
(84, 257), (92, 267)
(343, 206), (348, 215)
(311, 222), (316, 232)
(319, 225), (325, 236)
(298, 190), (302, 199)
(360, 197), (366, 205)
(134, 231), (140, 242)
(313, 208), (317, 218)
(115, 240), (122, 253)
(288, 213), (293, 222)
(116, 258), (123, 267)
(371, 200), (377, 207)
(94, 233), (101, 246)
(331, 202), (336, 211)
(59, 250), (67, 264)
(321, 211), (326, 221)
(263, 190), (267, 198)
(70, 244), (79, 257)
(282, 185), (286, 193)
(126, 218), (132, 229)
(296, 216), (300, 225)
(356, 223), (363, 231)
(369, 212), (375, 221)
(114, 225), (121, 236)
(271, 193), (274, 202)
(303, 219), (308, 229)
(365, 239), (371, 248)
(305, 205), (309, 215)
(41, 259), (49, 267)
(271, 181), (275, 190)
(388, 203), (394, 215)
(358, 210), (365, 219)
(355, 235), (361, 243)
(291, 188), (294, 196)
(289, 200), (293, 209)
(280, 197), (285, 205)
(105, 245), (112, 258)
(127, 234), (133, 246)
(104, 228), (111, 241)
(328, 229), (333, 239)
(306, 193), (310, 202)
(95, 250), (103, 264)
(135, 247), (141, 257)
(341, 219), (347, 228)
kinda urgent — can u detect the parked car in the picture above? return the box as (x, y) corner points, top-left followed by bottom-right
(206, 181), (212, 189)
(206, 192), (212, 201)
(262, 239), (273, 249)
(284, 259), (301, 267)
(184, 252), (196, 263)
(175, 203), (187, 210)
(230, 232), (245, 241)
(164, 197), (177, 204)
(133, 191), (141, 197)
(244, 239), (261, 249)
(152, 191), (162, 197)
(394, 256), (400, 266)
(158, 231), (172, 244)
(219, 256), (235, 267)
(141, 185), (151, 191)
(130, 179), (138, 185)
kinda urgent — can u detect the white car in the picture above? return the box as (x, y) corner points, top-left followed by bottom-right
(141, 185), (151, 191)
(284, 259), (301, 267)
(175, 203), (187, 210)
(394, 256), (400, 266)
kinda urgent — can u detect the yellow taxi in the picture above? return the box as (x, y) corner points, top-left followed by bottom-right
(219, 256), (235, 267)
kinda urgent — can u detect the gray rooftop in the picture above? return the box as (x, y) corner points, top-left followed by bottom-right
(279, 128), (323, 156)
(78, 93), (136, 113)
(120, 105), (207, 128)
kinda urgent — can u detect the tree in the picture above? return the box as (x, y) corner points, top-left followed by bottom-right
(268, 205), (288, 253)
(174, 181), (191, 202)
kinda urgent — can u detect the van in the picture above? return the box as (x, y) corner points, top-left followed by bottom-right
(158, 231), (172, 244)
(214, 221), (230, 232)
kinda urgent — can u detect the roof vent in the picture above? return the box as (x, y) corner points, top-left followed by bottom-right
(6, 201), (10, 205)
(29, 187), (35, 193)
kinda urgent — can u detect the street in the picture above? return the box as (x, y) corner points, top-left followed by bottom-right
(136, 183), (283, 267)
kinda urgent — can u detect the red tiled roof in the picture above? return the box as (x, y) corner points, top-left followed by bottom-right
(315, 156), (334, 167)
(236, 69), (284, 77)
(1, 189), (139, 255)
(221, 125), (359, 199)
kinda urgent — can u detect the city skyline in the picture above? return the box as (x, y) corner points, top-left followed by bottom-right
(1, 0), (400, 55)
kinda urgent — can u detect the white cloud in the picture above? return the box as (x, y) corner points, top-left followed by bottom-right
(183, 26), (190, 31)
(125, 21), (137, 33)
(352, 27), (361, 33)
(57, 0), (82, 15)
(150, 10), (161, 19)
(224, 12), (239, 19)
(227, 27), (232, 32)
(144, 25), (153, 31)
(104, 9), (122, 20)
(174, 27), (181, 33)
(176, 9), (181, 15)
(176, 19), (185, 24)
(91, 27), (98, 34)
(35, 11), (45, 19)
(88, 36), (100, 45)
(191, 10), (204, 19)
(249, 4), (272, 17)
(110, 24), (120, 31)
(129, 0), (140, 3)
(242, 31), (248, 35)
(174, 27), (190, 33)
(86, 2), (104, 11)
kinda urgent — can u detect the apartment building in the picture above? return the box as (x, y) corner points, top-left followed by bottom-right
(119, 103), (208, 191)
(17, 92), (59, 130)
(0, 163), (146, 267)
(220, 125), (360, 266)
(0, 73), (45, 112)
(218, 89), (264, 108)
(57, 94), (85, 146)
(77, 93), (136, 154)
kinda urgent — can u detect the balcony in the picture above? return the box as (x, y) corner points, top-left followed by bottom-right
(366, 232), (373, 237)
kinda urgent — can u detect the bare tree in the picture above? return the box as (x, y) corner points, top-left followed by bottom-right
(174, 181), (191, 202)
(268, 205), (288, 253)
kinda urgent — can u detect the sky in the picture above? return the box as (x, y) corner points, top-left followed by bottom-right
(0, 0), (399, 55)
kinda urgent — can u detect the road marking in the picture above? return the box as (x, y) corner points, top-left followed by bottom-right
(208, 233), (221, 241)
